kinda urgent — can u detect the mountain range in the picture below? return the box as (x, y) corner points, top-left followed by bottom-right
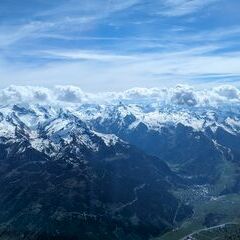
(0, 94), (240, 239)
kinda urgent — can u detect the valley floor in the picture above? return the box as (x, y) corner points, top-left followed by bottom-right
(155, 194), (240, 240)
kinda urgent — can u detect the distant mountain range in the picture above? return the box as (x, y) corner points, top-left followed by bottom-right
(0, 100), (240, 239)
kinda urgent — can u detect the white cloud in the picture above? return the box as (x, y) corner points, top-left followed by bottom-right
(0, 85), (239, 108)
(171, 85), (198, 106)
(55, 85), (88, 103)
(0, 0), (239, 91)
(40, 50), (136, 61)
(213, 85), (240, 100)
(120, 88), (163, 100)
(158, 0), (218, 16)
(0, 86), (52, 104)
(0, 0), (140, 48)
(2, 43), (239, 92)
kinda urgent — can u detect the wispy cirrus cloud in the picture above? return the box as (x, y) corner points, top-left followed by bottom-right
(38, 50), (137, 61)
(1, 42), (240, 91)
(0, 0), (141, 48)
(0, 0), (221, 48)
(158, 0), (219, 17)
(0, 0), (239, 90)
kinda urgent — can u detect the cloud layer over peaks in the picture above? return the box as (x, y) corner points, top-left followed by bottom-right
(0, 85), (240, 107)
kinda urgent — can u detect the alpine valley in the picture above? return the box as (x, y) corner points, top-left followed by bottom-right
(0, 86), (240, 240)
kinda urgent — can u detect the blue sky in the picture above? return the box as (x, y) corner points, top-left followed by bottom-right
(0, 0), (240, 91)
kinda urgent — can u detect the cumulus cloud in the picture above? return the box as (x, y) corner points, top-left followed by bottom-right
(213, 85), (240, 100)
(0, 84), (239, 107)
(0, 86), (52, 104)
(54, 85), (87, 103)
(117, 87), (165, 103)
(170, 85), (198, 106)
(122, 88), (161, 99)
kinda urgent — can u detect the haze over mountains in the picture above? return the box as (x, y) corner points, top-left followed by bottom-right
(0, 84), (240, 239)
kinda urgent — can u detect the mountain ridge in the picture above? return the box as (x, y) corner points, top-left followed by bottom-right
(0, 102), (240, 239)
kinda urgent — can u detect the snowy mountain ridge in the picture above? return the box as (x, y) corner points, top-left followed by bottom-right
(0, 102), (239, 162)
(0, 104), (126, 160)
(0, 102), (239, 138)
